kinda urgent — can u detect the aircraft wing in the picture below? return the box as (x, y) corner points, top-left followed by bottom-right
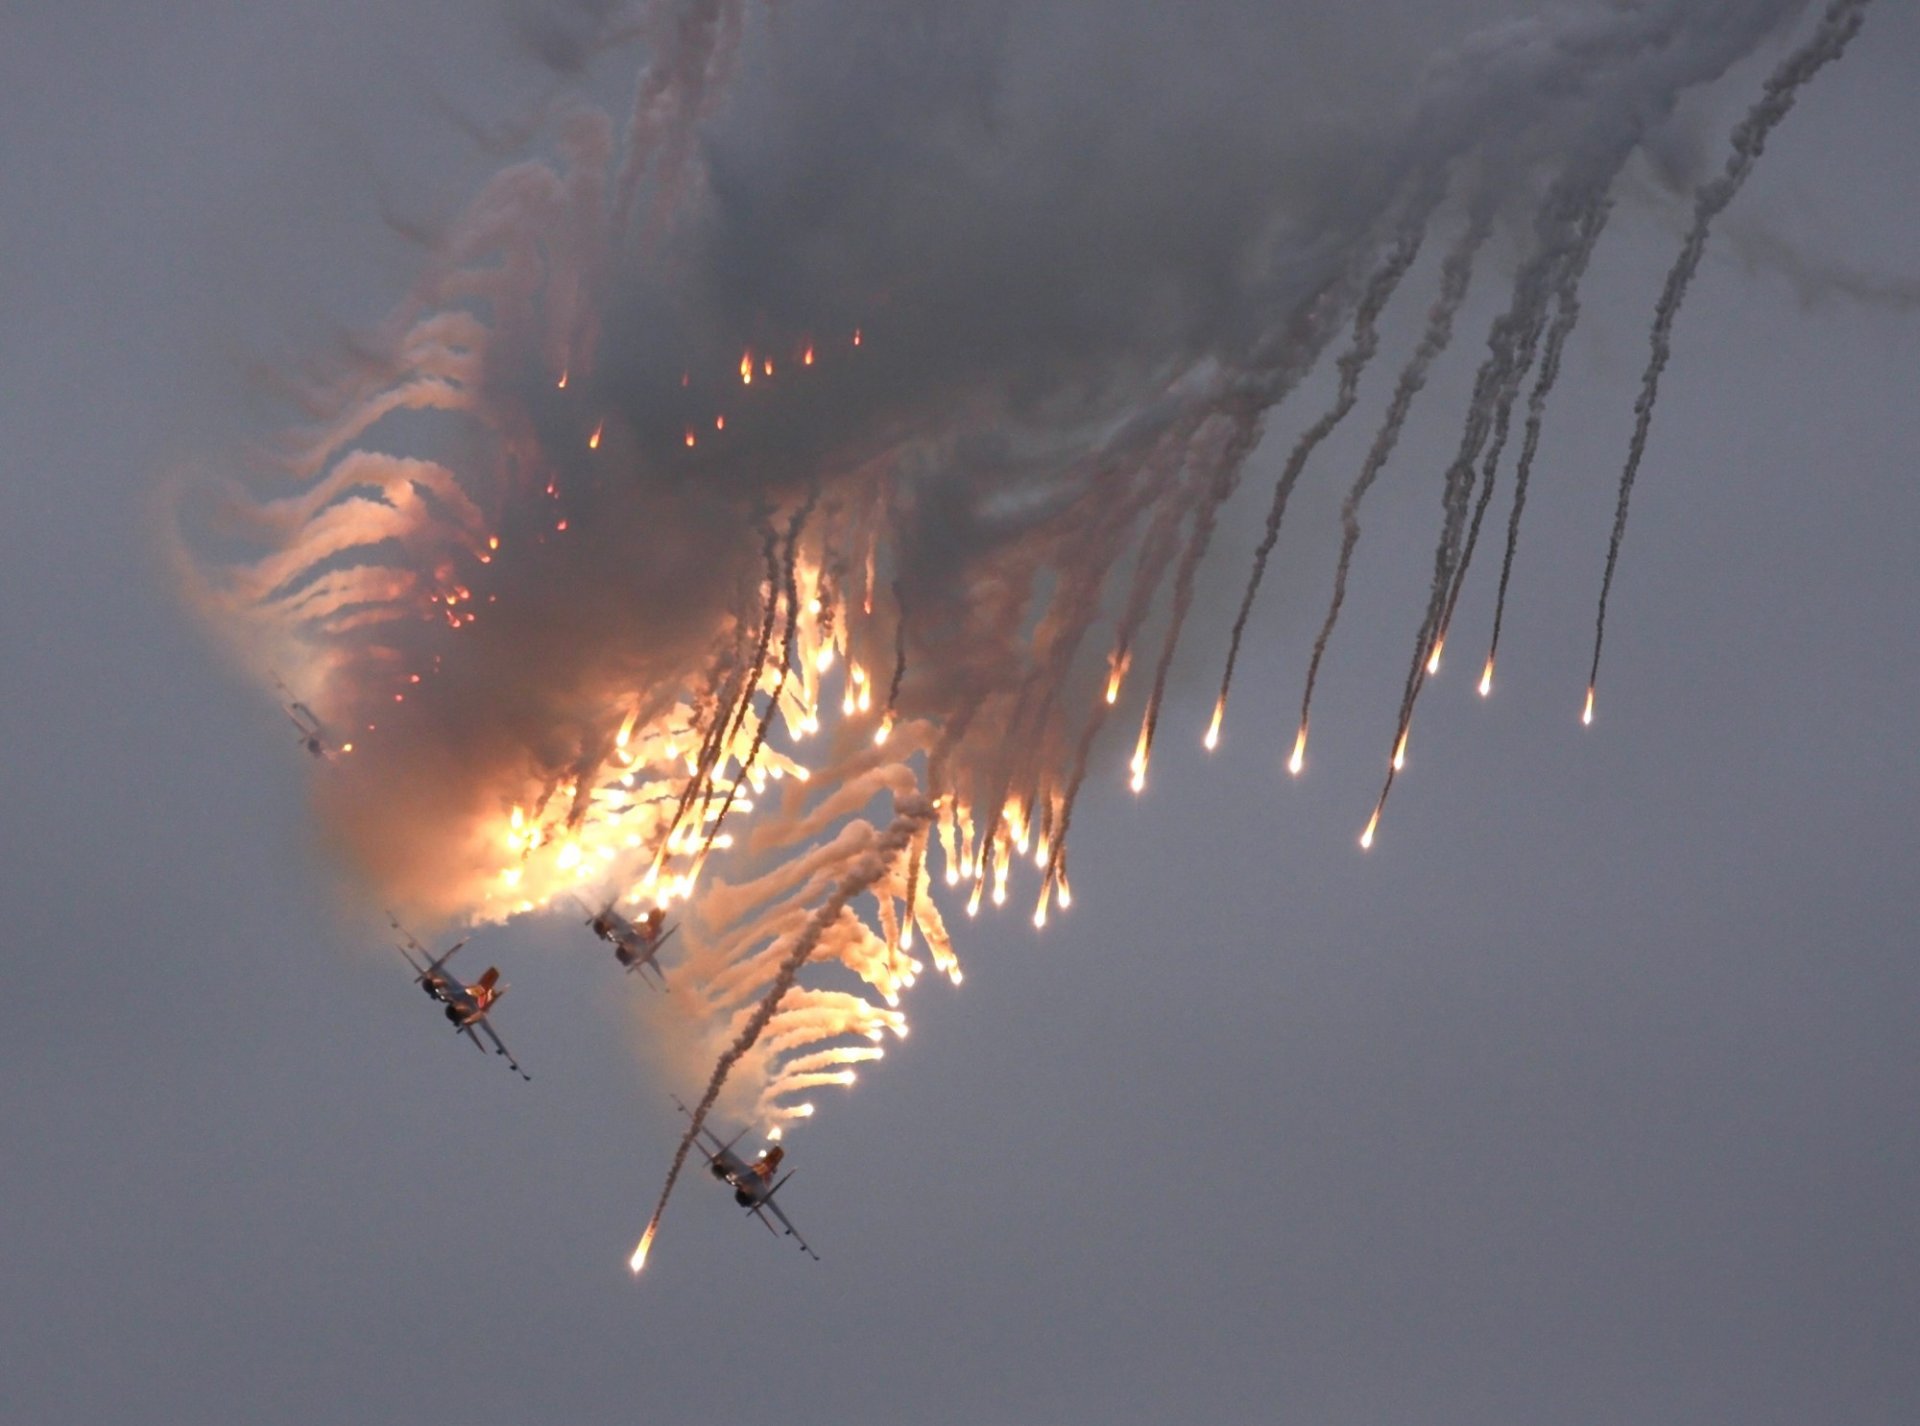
(478, 1017), (531, 1081)
(670, 1095), (741, 1159)
(751, 1192), (819, 1261)
(387, 913), (432, 960)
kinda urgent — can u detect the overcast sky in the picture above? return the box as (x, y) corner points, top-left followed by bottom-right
(4, 3), (1917, 1423)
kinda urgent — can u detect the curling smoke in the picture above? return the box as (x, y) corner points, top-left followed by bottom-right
(169, 0), (1872, 1264)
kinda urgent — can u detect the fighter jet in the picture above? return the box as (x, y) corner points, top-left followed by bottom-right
(577, 897), (674, 987)
(673, 1096), (817, 1259)
(274, 676), (351, 759)
(388, 914), (530, 1081)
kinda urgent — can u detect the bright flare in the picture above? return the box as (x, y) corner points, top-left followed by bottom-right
(629, 1222), (657, 1274)
(1204, 696), (1224, 752)
(1288, 724), (1307, 777)
(587, 420), (604, 450)
(1582, 686), (1595, 726)
(1360, 807), (1380, 850)
(1391, 727), (1408, 772)
(1478, 656), (1494, 698)
(1426, 636), (1445, 676)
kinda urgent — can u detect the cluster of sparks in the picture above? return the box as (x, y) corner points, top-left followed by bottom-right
(176, 0), (1874, 1272)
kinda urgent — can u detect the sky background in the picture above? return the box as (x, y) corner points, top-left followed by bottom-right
(3, 3), (1917, 1422)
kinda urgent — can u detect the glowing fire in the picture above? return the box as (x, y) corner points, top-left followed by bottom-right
(1288, 724), (1307, 777)
(1583, 686), (1595, 726)
(1426, 636), (1445, 676)
(1391, 727), (1408, 772)
(1478, 656), (1494, 698)
(629, 1222), (657, 1274)
(1203, 697), (1224, 752)
(588, 420), (604, 450)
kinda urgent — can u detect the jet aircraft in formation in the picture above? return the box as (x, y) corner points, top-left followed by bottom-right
(389, 914), (530, 1081)
(293, 709), (815, 1259)
(577, 897), (675, 986)
(675, 1096), (818, 1259)
(274, 677), (351, 759)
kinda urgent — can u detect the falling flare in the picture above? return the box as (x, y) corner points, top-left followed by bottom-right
(684, 430), (696, 448)
(1288, 724), (1307, 777)
(1478, 656), (1494, 698)
(1360, 806), (1381, 850)
(1203, 697), (1224, 752)
(740, 352), (753, 384)
(852, 328), (862, 347)
(1391, 727), (1409, 772)
(588, 420), (603, 450)
(1582, 685), (1595, 726)
(715, 414), (725, 431)
(1128, 714), (1151, 794)
(556, 368), (568, 389)
(1426, 636), (1446, 677)
(629, 1221), (657, 1274)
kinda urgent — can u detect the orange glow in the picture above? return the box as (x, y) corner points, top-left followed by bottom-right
(1288, 724), (1307, 777)
(487, 535), (500, 551)
(802, 345), (815, 366)
(629, 1222), (657, 1274)
(1582, 686), (1595, 726)
(588, 420), (604, 450)
(1129, 712), (1151, 794)
(556, 368), (568, 389)
(852, 328), (862, 347)
(1478, 656), (1494, 698)
(715, 414), (725, 430)
(1426, 635), (1446, 676)
(1204, 696), (1224, 751)
(1360, 807), (1380, 850)
(763, 357), (773, 377)
(1391, 727), (1408, 772)
(740, 352), (753, 384)
(684, 430), (696, 448)
(1104, 650), (1130, 705)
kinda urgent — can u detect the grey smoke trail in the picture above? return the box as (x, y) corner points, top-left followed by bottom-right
(1485, 197), (1615, 682)
(635, 795), (933, 1267)
(1210, 181), (1442, 737)
(1587, 0), (1873, 706)
(697, 492), (822, 860)
(1294, 199), (1494, 749)
(883, 580), (908, 719)
(1428, 189), (1618, 695)
(612, 0), (746, 237)
(1137, 405), (1263, 766)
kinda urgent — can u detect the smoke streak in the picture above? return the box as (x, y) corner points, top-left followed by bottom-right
(1485, 197), (1615, 688)
(1211, 179), (1442, 744)
(1295, 198), (1494, 757)
(635, 795), (932, 1269)
(1588, 0), (1874, 710)
(166, 0), (1879, 1268)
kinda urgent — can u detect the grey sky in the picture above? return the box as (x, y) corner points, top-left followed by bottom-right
(3, 3), (1917, 1423)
